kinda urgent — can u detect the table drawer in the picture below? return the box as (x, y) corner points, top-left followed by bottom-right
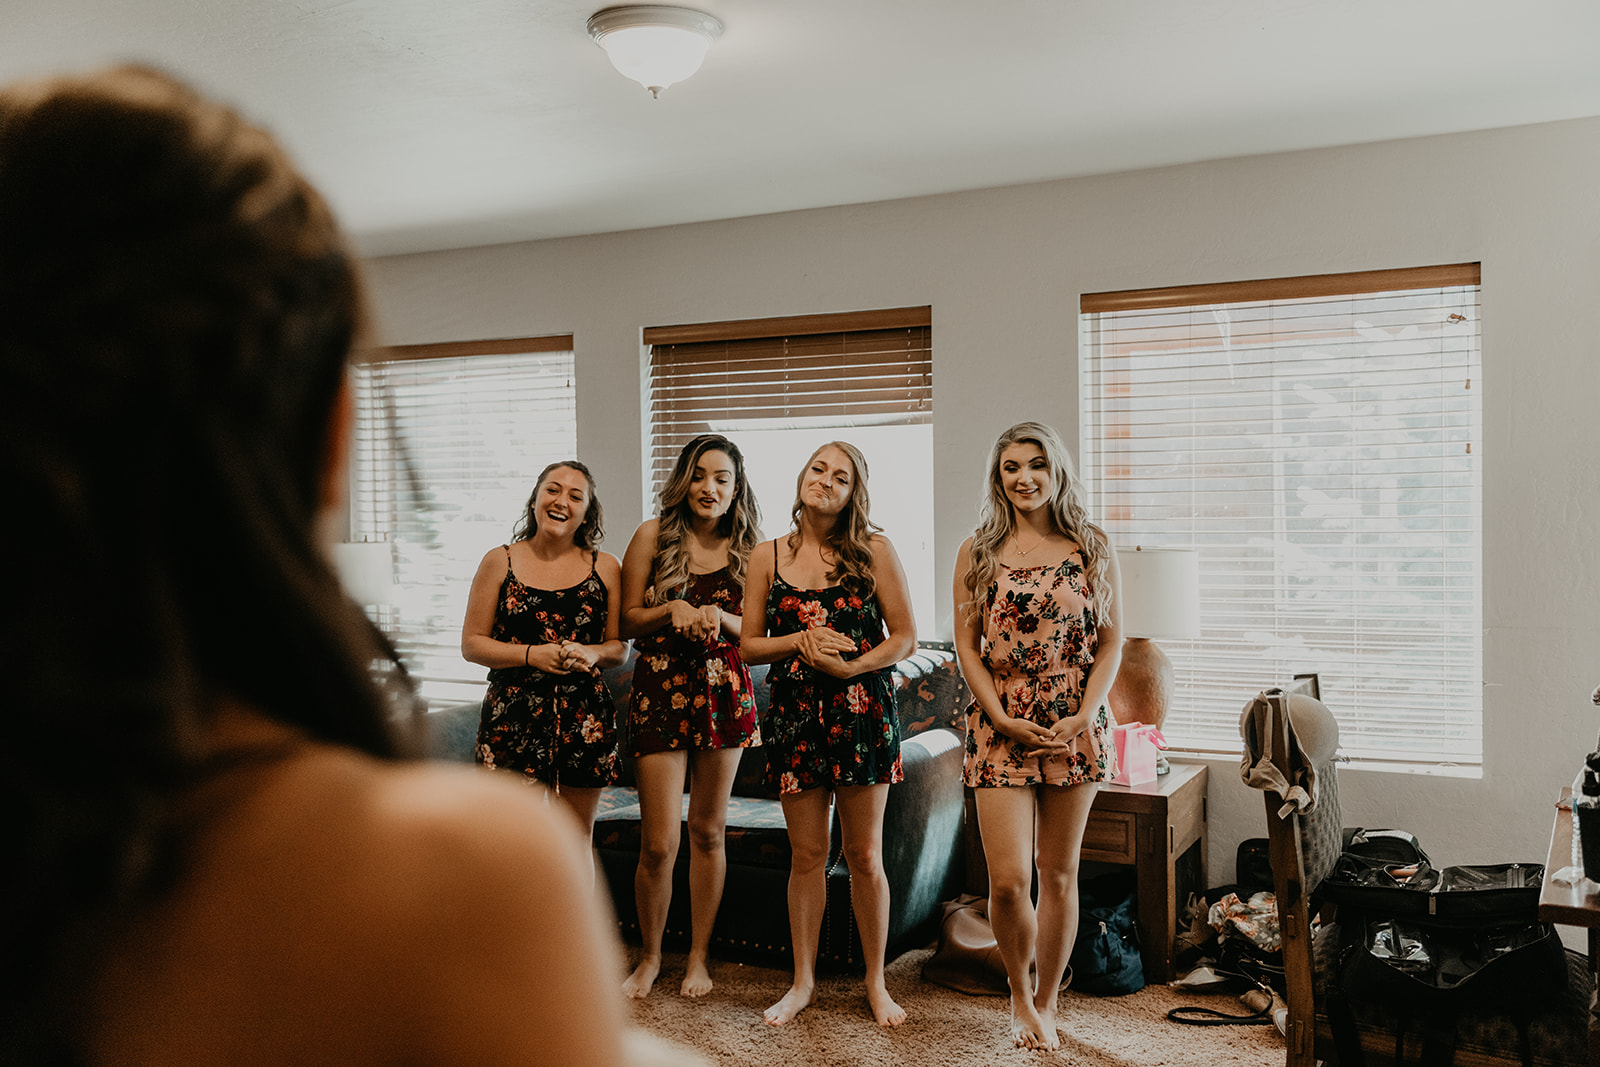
(1081, 810), (1136, 863)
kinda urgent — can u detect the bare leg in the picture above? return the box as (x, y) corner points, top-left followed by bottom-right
(765, 787), (831, 1025)
(975, 786), (1050, 1049)
(1032, 781), (1099, 1049)
(551, 784), (603, 839)
(836, 784), (905, 1027)
(680, 747), (743, 997)
(623, 751), (688, 998)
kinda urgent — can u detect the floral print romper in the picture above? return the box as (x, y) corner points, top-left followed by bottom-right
(625, 566), (760, 756)
(476, 546), (618, 789)
(963, 547), (1117, 788)
(765, 549), (903, 795)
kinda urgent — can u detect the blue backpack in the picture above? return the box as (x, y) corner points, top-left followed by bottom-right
(1070, 869), (1146, 996)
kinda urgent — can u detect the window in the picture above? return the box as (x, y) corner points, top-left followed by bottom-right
(1080, 265), (1482, 768)
(349, 337), (576, 710)
(645, 308), (935, 635)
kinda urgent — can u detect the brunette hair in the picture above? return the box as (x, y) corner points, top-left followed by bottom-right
(0, 66), (405, 1060)
(512, 460), (605, 550)
(786, 440), (880, 599)
(960, 421), (1113, 621)
(650, 434), (761, 601)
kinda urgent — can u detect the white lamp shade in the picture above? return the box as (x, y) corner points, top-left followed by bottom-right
(1116, 547), (1200, 640)
(588, 6), (723, 95)
(330, 542), (394, 606)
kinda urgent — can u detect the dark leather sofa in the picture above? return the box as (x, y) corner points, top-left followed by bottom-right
(427, 641), (971, 970)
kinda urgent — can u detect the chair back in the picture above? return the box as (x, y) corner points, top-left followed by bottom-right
(1240, 687), (1342, 1067)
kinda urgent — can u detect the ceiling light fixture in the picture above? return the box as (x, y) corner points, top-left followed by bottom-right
(587, 5), (723, 99)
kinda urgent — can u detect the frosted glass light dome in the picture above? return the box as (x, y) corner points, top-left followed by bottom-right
(587, 6), (723, 98)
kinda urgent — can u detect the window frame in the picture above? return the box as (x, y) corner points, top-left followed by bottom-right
(1079, 264), (1483, 769)
(346, 335), (577, 711)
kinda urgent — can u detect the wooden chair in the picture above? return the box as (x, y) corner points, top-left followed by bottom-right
(1245, 687), (1594, 1067)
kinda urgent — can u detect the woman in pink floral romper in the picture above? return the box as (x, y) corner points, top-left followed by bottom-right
(953, 422), (1124, 1053)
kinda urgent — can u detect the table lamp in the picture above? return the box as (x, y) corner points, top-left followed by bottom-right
(1108, 546), (1200, 732)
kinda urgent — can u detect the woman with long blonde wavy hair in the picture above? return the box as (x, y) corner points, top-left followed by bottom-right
(952, 421), (1123, 1052)
(741, 441), (917, 1029)
(617, 434), (763, 1000)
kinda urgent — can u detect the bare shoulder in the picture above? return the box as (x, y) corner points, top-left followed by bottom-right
(594, 549), (623, 582)
(473, 543), (509, 575)
(868, 532), (902, 561)
(747, 536), (775, 571)
(116, 746), (627, 1065)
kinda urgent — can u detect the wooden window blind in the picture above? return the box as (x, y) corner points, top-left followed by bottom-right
(644, 307), (933, 502)
(350, 336), (576, 710)
(1080, 265), (1483, 767)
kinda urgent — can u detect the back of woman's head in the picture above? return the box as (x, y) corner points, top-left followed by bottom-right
(0, 66), (402, 1056)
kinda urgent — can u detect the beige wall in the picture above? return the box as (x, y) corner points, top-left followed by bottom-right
(366, 115), (1600, 884)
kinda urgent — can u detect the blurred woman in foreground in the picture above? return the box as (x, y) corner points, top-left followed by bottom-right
(0, 66), (630, 1066)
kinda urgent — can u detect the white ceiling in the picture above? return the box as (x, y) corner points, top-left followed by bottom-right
(5, 0), (1599, 257)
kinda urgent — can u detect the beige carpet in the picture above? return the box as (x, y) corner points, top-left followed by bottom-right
(624, 947), (1287, 1066)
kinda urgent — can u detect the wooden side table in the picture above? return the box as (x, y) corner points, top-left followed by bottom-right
(960, 762), (1209, 983)
(1538, 793), (1600, 1066)
(1082, 762), (1209, 983)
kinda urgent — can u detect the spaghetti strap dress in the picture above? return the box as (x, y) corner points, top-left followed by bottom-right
(625, 565), (760, 756)
(764, 543), (902, 795)
(476, 546), (618, 789)
(962, 546), (1116, 788)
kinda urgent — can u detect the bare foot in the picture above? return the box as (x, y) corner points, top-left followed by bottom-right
(866, 984), (906, 1027)
(680, 955), (713, 998)
(763, 985), (814, 1026)
(622, 957), (661, 999)
(1033, 1003), (1062, 1052)
(1009, 997), (1050, 1050)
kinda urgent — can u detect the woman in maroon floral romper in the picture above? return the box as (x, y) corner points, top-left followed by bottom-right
(618, 435), (762, 1000)
(952, 422), (1123, 1053)
(462, 460), (626, 838)
(742, 441), (917, 1030)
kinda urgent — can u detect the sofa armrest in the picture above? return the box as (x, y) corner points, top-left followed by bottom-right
(880, 726), (966, 948)
(425, 701), (481, 763)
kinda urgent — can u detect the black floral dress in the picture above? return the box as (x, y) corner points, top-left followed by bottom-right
(476, 546), (618, 789)
(764, 561), (902, 795)
(963, 547), (1115, 788)
(625, 566), (760, 757)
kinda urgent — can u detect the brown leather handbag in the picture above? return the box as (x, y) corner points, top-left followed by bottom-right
(920, 895), (1010, 996)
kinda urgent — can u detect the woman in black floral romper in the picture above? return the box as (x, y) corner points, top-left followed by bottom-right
(462, 460), (626, 837)
(742, 441), (917, 1030)
(952, 422), (1124, 1053)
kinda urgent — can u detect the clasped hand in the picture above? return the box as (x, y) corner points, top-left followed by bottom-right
(795, 626), (859, 678)
(526, 640), (597, 674)
(992, 706), (1091, 754)
(667, 600), (721, 644)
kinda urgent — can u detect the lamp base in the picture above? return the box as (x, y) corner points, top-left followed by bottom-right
(1109, 637), (1172, 731)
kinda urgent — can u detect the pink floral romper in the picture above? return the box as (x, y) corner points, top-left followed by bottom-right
(962, 548), (1117, 788)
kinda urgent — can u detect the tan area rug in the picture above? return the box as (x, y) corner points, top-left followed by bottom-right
(625, 947), (1286, 1067)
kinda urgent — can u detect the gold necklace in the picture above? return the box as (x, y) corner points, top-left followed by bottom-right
(1013, 531), (1048, 557)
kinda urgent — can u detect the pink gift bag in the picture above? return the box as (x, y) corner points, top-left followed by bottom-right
(1110, 723), (1166, 786)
